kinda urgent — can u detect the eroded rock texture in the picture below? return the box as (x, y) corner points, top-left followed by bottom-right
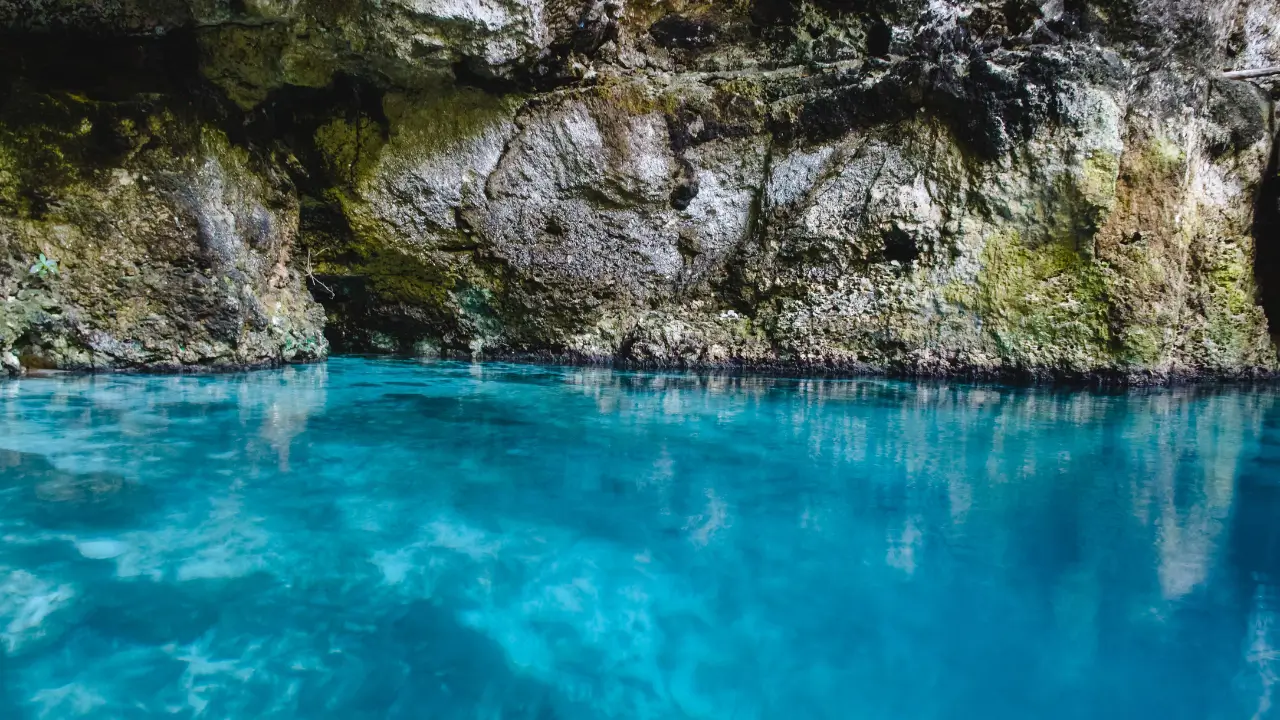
(1, 0), (1278, 380)
(0, 33), (325, 372)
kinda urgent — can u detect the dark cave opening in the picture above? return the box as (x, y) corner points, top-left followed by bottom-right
(247, 79), (412, 355)
(1256, 131), (1280, 340)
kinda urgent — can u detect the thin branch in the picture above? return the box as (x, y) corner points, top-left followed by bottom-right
(1223, 66), (1280, 80)
(305, 250), (335, 299)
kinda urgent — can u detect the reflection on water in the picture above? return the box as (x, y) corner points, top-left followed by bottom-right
(0, 359), (1278, 718)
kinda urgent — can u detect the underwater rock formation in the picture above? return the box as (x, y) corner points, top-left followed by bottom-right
(1, 0), (1278, 380)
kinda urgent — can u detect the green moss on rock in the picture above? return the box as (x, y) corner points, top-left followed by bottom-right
(976, 231), (1113, 370)
(381, 88), (522, 156)
(0, 143), (19, 211)
(314, 117), (385, 188)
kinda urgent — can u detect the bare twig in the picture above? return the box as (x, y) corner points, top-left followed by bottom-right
(305, 250), (335, 299)
(1223, 66), (1280, 80)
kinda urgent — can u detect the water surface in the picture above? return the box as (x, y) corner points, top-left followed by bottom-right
(1, 358), (1279, 719)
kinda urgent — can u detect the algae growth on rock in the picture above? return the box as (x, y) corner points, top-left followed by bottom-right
(0, 0), (1278, 381)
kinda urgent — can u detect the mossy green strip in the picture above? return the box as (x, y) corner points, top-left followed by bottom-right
(976, 231), (1113, 369)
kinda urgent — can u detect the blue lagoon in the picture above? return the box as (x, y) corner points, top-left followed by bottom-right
(0, 358), (1278, 719)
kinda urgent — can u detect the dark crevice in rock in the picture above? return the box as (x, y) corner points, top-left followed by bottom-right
(221, 74), (404, 354)
(749, 0), (798, 29)
(233, 73), (389, 180)
(669, 158), (700, 210)
(0, 29), (203, 101)
(309, 275), (436, 354)
(713, 136), (775, 324)
(880, 225), (920, 265)
(234, 80), (388, 212)
(866, 18), (892, 57)
(649, 14), (720, 50)
(451, 58), (526, 96)
(1255, 130), (1280, 339)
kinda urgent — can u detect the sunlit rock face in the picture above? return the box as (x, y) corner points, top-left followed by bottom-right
(0, 0), (1278, 379)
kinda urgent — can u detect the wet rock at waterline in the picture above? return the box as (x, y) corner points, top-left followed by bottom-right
(1, 0), (1279, 380)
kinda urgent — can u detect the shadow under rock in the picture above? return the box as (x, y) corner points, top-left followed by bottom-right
(1254, 130), (1280, 339)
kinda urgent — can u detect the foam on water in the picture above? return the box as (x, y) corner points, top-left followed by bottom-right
(0, 358), (1279, 719)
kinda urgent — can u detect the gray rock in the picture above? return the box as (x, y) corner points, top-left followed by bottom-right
(1, 0), (1278, 381)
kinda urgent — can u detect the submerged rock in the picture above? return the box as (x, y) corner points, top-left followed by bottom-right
(0, 569), (77, 656)
(0, 0), (1278, 380)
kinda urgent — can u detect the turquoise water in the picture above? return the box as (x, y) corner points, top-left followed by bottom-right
(1, 358), (1279, 719)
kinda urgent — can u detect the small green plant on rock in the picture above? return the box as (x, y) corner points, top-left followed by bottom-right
(28, 253), (58, 278)
(283, 335), (322, 356)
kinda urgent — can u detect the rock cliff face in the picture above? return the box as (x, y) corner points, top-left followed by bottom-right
(1, 0), (1278, 380)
